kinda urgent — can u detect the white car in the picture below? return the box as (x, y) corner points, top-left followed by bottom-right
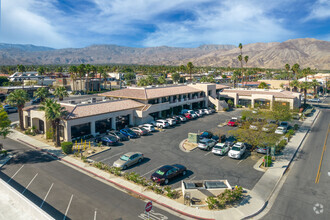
(141, 124), (156, 132)
(155, 120), (169, 128)
(212, 143), (230, 156)
(228, 142), (246, 159)
(177, 115), (187, 122)
(187, 110), (198, 119)
(275, 126), (287, 134)
(203, 108), (211, 115)
(166, 118), (176, 126)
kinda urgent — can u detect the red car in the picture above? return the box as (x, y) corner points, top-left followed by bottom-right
(227, 119), (237, 127)
(184, 113), (192, 120)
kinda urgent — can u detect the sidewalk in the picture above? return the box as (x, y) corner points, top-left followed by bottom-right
(4, 110), (320, 220)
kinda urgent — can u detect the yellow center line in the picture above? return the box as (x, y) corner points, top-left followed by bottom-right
(315, 124), (330, 184)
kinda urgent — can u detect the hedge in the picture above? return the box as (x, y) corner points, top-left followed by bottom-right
(61, 142), (73, 154)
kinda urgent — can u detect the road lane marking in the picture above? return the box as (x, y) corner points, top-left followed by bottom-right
(220, 156), (225, 160)
(99, 152), (124, 162)
(141, 165), (164, 177)
(189, 176), (196, 181)
(204, 151), (212, 156)
(237, 160), (244, 165)
(40, 183), (54, 208)
(22, 173), (38, 194)
(315, 124), (329, 184)
(94, 209), (97, 220)
(63, 194), (73, 220)
(7, 165), (24, 183)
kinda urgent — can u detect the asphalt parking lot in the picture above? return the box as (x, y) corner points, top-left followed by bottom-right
(90, 110), (266, 190)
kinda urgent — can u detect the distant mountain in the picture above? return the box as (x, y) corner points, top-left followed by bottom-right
(0, 38), (329, 69)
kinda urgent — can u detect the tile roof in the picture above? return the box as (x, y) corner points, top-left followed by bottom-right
(222, 89), (299, 99)
(63, 99), (144, 120)
(216, 84), (230, 89)
(99, 85), (202, 100)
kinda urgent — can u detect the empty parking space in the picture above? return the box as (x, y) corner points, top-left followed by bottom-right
(90, 110), (265, 190)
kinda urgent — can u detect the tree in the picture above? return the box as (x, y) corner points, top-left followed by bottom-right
(171, 72), (180, 83)
(77, 64), (86, 92)
(69, 65), (78, 92)
(157, 75), (166, 85)
(258, 82), (269, 89)
(200, 76), (208, 83)
(311, 79), (320, 97)
(290, 80), (300, 92)
(124, 72), (136, 84)
(0, 105), (11, 141)
(238, 43), (243, 86)
(0, 76), (9, 86)
(137, 78), (148, 87)
(34, 87), (50, 102)
(179, 65), (186, 73)
(39, 99), (67, 147)
(232, 70), (241, 88)
(285, 64), (291, 91)
(55, 66), (63, 73)
(269, 102), (292, 122)
(146, 74), (156, 85)
(99, 67), (108, 90)
(54, 86), (69, 101)
(187, 62), (194, 81)
(291, 63), (300, 79)
(299, 81), (311, 105)
(6, 90), (29, 130)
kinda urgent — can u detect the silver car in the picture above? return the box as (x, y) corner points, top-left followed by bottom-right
(113, 152), (144, 170)
(198, 138), (217, 151)
(212, 143), (230, 155)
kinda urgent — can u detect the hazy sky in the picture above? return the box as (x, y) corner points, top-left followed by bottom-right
(0, 0), (329, 48)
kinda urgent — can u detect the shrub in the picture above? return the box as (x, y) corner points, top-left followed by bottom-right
(262, 155), (272, 167)
(46, 128), (54, 140)
(293, 124), (299, 130)
(276, 139), (287, 153)
(61, 142), (73, 154)
(0, 150), (8, 156)
(223, 107), (228, 111)
(236, 104), (242, 108)
(227, 100), (234, 107)
(206, 196), (219, 209)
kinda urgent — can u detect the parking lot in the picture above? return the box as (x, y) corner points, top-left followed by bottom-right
(90, 110), (265, 190)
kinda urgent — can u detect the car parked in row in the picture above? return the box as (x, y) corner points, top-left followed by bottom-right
(177, 115), (187, 122)
(200, 131), (220, 141)
(212, 143), (230, 156)
(151, 164), (187, 185)
(108, 131), (129, 141)
(275, 126), (287, 134)
(197, 138), (217, 151)
(256, 146), (270, 154)
(3, 105), (18, 113)
(154, 119), (170, 128)
(141, 124), (156, 132)
(113, 152), (144, 170)
(166, 118), (177, 126)
(95, 135), (119, 146)
(131, 127), (149, 136)
(120, 128), (140, 138)
(228, 142), (246, 159)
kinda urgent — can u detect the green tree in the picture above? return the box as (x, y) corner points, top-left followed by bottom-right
(299, 81), (312, 105)
(124, 72), (136, 84)
(39, 99), (67, 147)
(6, 90), (29, 130)
(69, 65), (78, 92)
(37, 66), (46, 86)
(187, 62), (194, 81)
(179, 65), (186, 73)
(291, 63), (300, 79)
(34, 87), (50, 102)
(200, 76), (208, 83)
(0, 105), (11, 141)
(146, 74), (156, 85)
(54, 86), (69, 101)
(0, 76), (9, 86)
(269, 102), (292, 122)
(157, 75), (166, 85)
(285, 64), (291, 90)
(77, 64), (86, 92)
(258, 82), (269, 89)
(232, 70), (241, 88)
(290, 80), (300, 92)
(310, 79), (320, 97)
(171, 72), (180, 83)
(137, 78), (148, 87)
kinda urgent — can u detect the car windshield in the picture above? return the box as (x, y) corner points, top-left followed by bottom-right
(231, 146), (241, 151)
(108, 136), (117, 141)
(120, 155), (129, 161)
(155, 170), (165, 175)
(214, 144), (224, 149)
(277, 127), (284, 131)
(127, 130), (135, 135)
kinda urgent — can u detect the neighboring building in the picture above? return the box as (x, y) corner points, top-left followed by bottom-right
(220, 88), (301, 109)
(258, 80), (290, 90)
(53, 78), (102, 91)
(237, 81), (269, 88)
(8, 72), (55, 86)
(0, 85), (46, 98)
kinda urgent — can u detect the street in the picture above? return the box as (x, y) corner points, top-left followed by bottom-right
(263, 107), (330, 219)
(0, 137), (184, 220)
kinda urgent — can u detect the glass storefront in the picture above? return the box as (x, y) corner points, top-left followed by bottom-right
(71, 123), (91, 139)
(238, 99), (251, 107)
(96, 118), (112, 134)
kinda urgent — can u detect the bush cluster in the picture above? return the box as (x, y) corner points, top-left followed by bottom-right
(262, 155), (272, 167)
(61, 142), (73, 154)
(276, 139), (287, 153)
(206, 186), (244, 210)
(0, 150), (8, 156)
(24, 127), (37, 136)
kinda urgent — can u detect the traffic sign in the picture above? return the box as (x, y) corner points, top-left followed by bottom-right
(145, 201), (152, 212)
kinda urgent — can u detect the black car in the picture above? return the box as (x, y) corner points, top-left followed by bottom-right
(108, 131), (129, 141)
(95, 135), (119, 146)
(172, 116), (181, 124)
(200, 131), (219, 141)
(151, 164), (187, 185)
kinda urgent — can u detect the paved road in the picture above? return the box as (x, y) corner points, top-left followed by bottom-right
(91, 110), (265, 190)
(0, 138), (184, 220)
(263, 108), (330, 220)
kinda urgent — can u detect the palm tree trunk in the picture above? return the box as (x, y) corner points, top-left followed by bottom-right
(51, 121), (56, 142)
(18, 106), (24, 130)
(55, 120), (60, 147)
(304, 89), (307, 105)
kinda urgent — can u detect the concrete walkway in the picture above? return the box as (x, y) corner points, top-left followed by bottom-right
(2, 110), (320, 220)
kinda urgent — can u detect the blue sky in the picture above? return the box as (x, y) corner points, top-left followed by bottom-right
(0, 0), (329, 48)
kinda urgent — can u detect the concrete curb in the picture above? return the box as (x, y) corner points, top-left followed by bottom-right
(16, 138), (214, 220)
(86, 147), (111, 159)
(0, 154), (13, 168)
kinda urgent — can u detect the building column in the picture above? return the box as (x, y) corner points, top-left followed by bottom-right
(251, 99), (255, 108)
(111, 117), (116, 130)
(91, 121), (96, 136)
(129, 114), (134, 126)
(158, 98), (162, 103)
(170, 96), (173, 103)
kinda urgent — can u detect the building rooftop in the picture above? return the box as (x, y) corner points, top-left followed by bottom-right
(215, 84), (230, 90)
(222, 89), (300, 99)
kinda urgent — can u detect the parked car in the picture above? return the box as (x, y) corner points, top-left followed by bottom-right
(275, 126), (287, 134)
(31, 97), (41, 104)
(171, 116), (181, 124)
(249, 122), (261, 130)
(166, 118), (177, 126)
(131, 127), (149, 136)
(184, 113), (193, 120)
(212, 143), (230, 156)
(227, 119), (237, 127)
(177, 115), (187, 122)
(203, 108), (212, 115)
(262, 124), (277, 132)
(119, 128), (140, 138)
(155, 119), (169, 128)
(208, 108), (215, 113)
(151, 164), (187, 185)
(200, 131), (219, 141)
(187, 110), (198, 119)
(108, 131), (129, 141)
(195, 109), (205, 116)
(309, 98), (321, 103)
(197, 138), (217, 151)
(141, 124), (156, 132)
(279, 121), (289, 129)
(256, 146), (270, 154)
(228, 142), (246, 159)
(95, 135), (119, 146)
(3, 105), (18, 113)
(113, 152), (144, 170)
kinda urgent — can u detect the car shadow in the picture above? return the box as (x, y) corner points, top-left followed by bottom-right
(125, 157), (151, 170)
(168, 170), (194, 186)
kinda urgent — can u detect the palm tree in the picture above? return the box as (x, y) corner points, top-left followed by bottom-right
(77, 64), (86, 92)
(290, 80), (300, 92)
(6, 90), (29, 130)
(54, 86), (69, 101)
(232, 70), (241, 88)
(34, 87), (50, 102)
(258, 82), (270, 89)
(98, 67), (107, 90)
(39, 99), (67, 147)
(291, 63), (300, 80)
(17, 64), (26, 88)
(285, 64), (291, 91)
(311, 79), (320, 97)
(69, 66), (78, 92)
(90, 65), (97, 92)
(0, 105), (11, 141)
(187, 62), (194, 81)
(299, 81), (311, 105)
(37, 66), (45, 86)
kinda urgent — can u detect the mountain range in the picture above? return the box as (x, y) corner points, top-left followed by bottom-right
(0, 38), (329, 70)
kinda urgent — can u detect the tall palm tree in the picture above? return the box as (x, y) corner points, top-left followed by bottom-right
(0, 104), (11, 141)
(85, 64), (91, 93)
(232, 70), (241, 88)
(291, 63), (300, 80)
(40, 99), (67, 147)
(34, 87), (50, 102)
(37, 66), (45, 86)
(17, 64), (26, 88)
(90, 65), (97, 92)
(310, 79), (320, 97)
(290, 80), (300, 92)
(299, 82), (311, 105)
(69, 65), (78, 92)
(77, 64), (86, 92)
(187, 62), (194, 81)
(54, 86), (69, 101)
(6, 90), (29, 130)
(285, 64), (291, 91)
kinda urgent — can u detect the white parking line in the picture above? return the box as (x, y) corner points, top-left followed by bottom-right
(22, 173), (38, 194)
(204, 151), (212, 156)
(189, 176), (197, 181)
(63, 194), (74, 220)
(99, 152), (124, 162)
(141, 165), (164, 177)
(40, 183), (54, 208)
(220, 157), (225, 160)
(94, 209), (97, 220)
(7, 165), (24, 183)
(237, 160), (244, 165)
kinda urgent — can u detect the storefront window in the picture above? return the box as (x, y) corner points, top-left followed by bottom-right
(71, 123), (91, 139)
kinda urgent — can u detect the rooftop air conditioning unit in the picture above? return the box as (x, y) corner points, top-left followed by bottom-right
(91, 97), (97, 103)
(68, 100), (75, 104)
